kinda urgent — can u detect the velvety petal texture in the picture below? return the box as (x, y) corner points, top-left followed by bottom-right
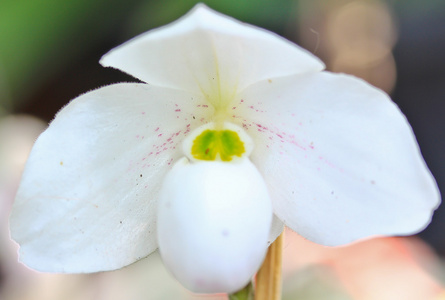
(10, 83), (211, 272)
(157, 158), (273, 293)
(100, 4), (324, 108)
(234, 72), (440, 246)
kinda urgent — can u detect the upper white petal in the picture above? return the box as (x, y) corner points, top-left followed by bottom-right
(10, 83), (210, 272)
(236, 72), (440, 246)
(157, 158), (273, 293)
(100, 4), (324, 105)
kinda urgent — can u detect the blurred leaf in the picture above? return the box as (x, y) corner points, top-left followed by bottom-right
(229, 281), (254, 300)
(0, 0), (145, 108)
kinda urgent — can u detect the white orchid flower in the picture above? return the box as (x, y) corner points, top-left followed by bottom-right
(10, 4), (440, 295)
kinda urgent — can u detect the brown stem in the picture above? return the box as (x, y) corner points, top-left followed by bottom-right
(255, 231), (284, 300)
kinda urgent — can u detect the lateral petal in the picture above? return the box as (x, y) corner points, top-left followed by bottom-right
(237, 72), (440, 246)
(10, 83), (210, 272)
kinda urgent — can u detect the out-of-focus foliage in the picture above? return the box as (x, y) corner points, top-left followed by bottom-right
(0, 0), (145, 108)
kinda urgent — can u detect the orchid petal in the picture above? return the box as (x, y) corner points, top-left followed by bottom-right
(157, 157), (273, 293)
(10, 83), (210, 272)
(100, 4), (324, 106)
(268, 214), (285, 244)
(236, 72), (440, 246)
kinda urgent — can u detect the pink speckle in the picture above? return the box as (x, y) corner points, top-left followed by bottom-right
(187, 124), (191, 127)
(136, 135), (140, 138)
(249, 106), (254, 109)
(175, 103), (179, 107)
(158, 134), (163, 137)
(175, 109), (181, 112)
(202, 105), (208, 108)
(141, 112), (146, 115)
(197, 104), (201, 107)
(276, 134), (283, 139)
(240, 99), (244, 103)
(155, 127), (160, 132)
(232, 107), (236, 110)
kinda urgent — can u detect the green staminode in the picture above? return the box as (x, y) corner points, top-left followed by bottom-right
(191, 129), (245, 161)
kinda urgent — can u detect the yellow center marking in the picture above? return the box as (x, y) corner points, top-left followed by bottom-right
(191, 130), (245, 161)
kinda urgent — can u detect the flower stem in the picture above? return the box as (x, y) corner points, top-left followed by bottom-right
(255, 231), (284, 300)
